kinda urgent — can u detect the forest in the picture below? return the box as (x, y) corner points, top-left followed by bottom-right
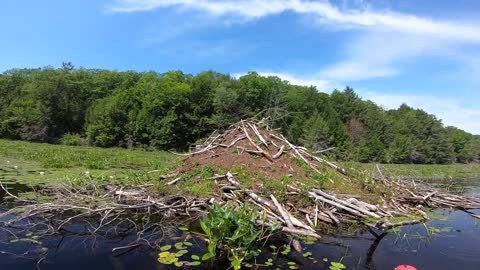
(0, 63), (478, 164)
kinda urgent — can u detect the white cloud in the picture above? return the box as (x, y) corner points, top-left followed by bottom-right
(360, 91), (480, 135)
(318, 61), (397, 81)
(109, 0), (480, 43)
(110, 0), (480, 83)
(317, 31), (458, 81)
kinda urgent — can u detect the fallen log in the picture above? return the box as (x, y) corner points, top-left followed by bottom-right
(312, 189), (381, 218)
(309, 191), (365, 218)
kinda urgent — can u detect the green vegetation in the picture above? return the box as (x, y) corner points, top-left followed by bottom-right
(200, 204), (278, 270)
(0, 64), (478, 164)
(0, 138), (175, 185)
(344, 162), (480, 179)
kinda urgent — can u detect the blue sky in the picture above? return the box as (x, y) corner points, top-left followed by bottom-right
(1, 0), (480, 134)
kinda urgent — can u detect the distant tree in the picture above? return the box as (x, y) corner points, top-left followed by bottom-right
(0, 65), (478, 164)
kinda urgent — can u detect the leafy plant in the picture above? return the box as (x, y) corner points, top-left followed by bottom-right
(200, 203), (278, 269)
(329, 261), (346, 270)
(62, 133), (86, 146)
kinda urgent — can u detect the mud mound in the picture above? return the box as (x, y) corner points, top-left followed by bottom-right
(177, 120), (345, 183)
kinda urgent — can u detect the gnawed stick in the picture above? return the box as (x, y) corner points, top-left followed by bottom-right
(242, 122), (273, 161)
(166, 177), (182, 185)
(271, 195), (303, 253)
(226, 172), (313, 231)
(218, 135), (246, 148)
(377, 218), (423, 229)
(309, 192), (365, 218)
(422, 191), (437, 201)
(273, 145), (285, 159)
(324, 210), (340, 225)
(312, 189), (381, 218)
(226, 172), (276, 210)
(300, 150), (347, 175)
(280, 135), (322, 174)
(282, 227), (321, 239)
(248, 122), (268, 148)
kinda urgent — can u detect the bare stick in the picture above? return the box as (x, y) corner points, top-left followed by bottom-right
(273, 145), (285, 159)
(166, 177), (182, 185)
(271, 195), (303, 252)
(309, 192), (365, 218)
(312, 189), (381, 218)
(281, 227), (321, 239)
(248, 122), (268, 148)
(242, 122), (273, 161)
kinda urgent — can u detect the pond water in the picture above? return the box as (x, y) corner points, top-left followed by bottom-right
(0, 179), (479, 270)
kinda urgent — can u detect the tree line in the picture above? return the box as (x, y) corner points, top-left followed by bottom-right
(0, 64), (478, 164)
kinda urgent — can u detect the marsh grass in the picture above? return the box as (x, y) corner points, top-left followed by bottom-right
(0, 139), (175, 186)
(343, 162), (480, 180)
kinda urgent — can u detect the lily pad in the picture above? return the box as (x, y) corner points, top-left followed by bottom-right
(160, 245), (172, 251)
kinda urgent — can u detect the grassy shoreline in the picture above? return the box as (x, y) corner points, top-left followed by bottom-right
(0, 139), (176, 186)
(343, 162), (480, 180)
(1, 139), (479, 190)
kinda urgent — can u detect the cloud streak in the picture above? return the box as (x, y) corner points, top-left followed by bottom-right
(109, 0), (480, 43)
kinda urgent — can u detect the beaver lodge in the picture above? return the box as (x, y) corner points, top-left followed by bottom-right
(173, 120), (480, 236)
(1, 119), (480, 255)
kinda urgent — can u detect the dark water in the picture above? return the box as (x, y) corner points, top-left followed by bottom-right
(0, 180), (479, 270)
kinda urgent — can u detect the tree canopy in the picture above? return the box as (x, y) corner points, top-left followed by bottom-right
(0, 66), (478, 164)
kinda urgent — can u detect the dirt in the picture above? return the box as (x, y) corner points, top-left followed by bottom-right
(177, 123), (311, 185)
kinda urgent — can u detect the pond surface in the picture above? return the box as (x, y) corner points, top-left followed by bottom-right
(0, 179), (479, 270)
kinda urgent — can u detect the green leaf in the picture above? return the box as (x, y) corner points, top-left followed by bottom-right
(329, 261), (346, 270)
(160, 245), (172, 251)
(303, 251), (312, 257)
(191, 255), (200, 260)
(174, 242), (186, 250)
(202, 252), (215, 261)
(231, 259), (241, 270)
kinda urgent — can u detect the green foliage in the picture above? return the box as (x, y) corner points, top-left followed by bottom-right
(0, 138), (175, 186)
(329, 261), (346, 270)
(1, 66), (478, 164)
(61, 133), (85, 146)
(200, 204), (278, 269)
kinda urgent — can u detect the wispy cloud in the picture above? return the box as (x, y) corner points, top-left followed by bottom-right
(109, 0), (480, 42)
(110, 0), (480, 82)
(318, 61), (397, 81)
(317, 32), (456, 81)
(109, 0), (480, 134)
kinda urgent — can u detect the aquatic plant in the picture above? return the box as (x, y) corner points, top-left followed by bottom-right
(200, 203), (278, 269)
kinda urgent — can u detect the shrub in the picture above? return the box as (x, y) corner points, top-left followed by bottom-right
(62, 133), (85, 146)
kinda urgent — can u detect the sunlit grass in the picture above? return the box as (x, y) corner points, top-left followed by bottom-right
(0, 139), (176, 185)
(342, 162), (480, 179)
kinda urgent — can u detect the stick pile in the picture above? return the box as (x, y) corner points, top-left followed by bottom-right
(176, 119), (480, 232)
